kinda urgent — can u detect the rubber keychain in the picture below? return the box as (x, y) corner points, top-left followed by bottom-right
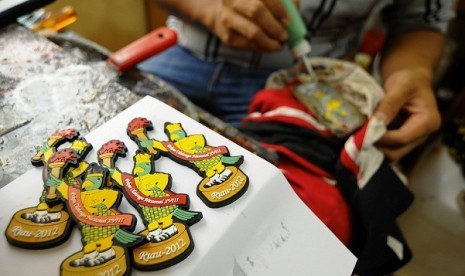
(128, 117), (249, 208)
(56, 158), (143, 276)
(5, 130), (91, 249)
(98, 139), (202, 270)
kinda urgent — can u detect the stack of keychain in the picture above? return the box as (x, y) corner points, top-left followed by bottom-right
(5, 117), (249, 275)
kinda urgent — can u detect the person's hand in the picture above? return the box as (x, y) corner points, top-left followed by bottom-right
(374, 68), (441, 161)
(209, 0), (290, 51)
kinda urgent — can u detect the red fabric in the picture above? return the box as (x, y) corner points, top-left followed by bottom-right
(247, 84), (302, 114)
(340, 149), (360, 176)
(339, 119), (371, 175)
(353, 120), (369, 149)
(244, 87), (333, 136)
(245, 86), (355, 245)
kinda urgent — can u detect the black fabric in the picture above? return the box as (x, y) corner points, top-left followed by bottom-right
(239, 121), (344, 174)
(336, 158), (414, 275)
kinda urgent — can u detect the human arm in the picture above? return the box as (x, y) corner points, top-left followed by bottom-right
(372, 0), (455, 160)
(374, 30), (445, 160)
(154, 0), (289, 51)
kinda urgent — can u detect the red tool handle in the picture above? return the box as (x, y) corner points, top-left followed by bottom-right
(107, 27), (177, 72)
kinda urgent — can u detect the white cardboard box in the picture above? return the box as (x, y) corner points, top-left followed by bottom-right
(0, 96), (356, 275)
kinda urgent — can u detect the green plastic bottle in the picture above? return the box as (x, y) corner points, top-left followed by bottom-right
(280, 0), (311, 59)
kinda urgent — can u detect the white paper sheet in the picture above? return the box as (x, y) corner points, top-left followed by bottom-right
(0, 96), (356, 275)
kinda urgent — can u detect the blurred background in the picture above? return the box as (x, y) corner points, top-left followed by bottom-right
(44, 0), (169, 51)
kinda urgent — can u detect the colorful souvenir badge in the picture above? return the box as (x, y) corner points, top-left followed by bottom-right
(128, 117), (249, 208)
(5, 130), (91, 249)
(57, 162), (143, 276)
(98, 140), (202, 270)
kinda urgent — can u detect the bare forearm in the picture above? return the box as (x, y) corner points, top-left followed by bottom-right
(380, 30), (446, 82)
(375, 30), (445, 160)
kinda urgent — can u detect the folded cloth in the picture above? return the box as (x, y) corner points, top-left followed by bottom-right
(239, 59), (414, 275)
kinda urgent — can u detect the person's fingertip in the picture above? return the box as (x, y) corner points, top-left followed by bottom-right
(259, 41), (283, 52)
(279, 32), (288, 42)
